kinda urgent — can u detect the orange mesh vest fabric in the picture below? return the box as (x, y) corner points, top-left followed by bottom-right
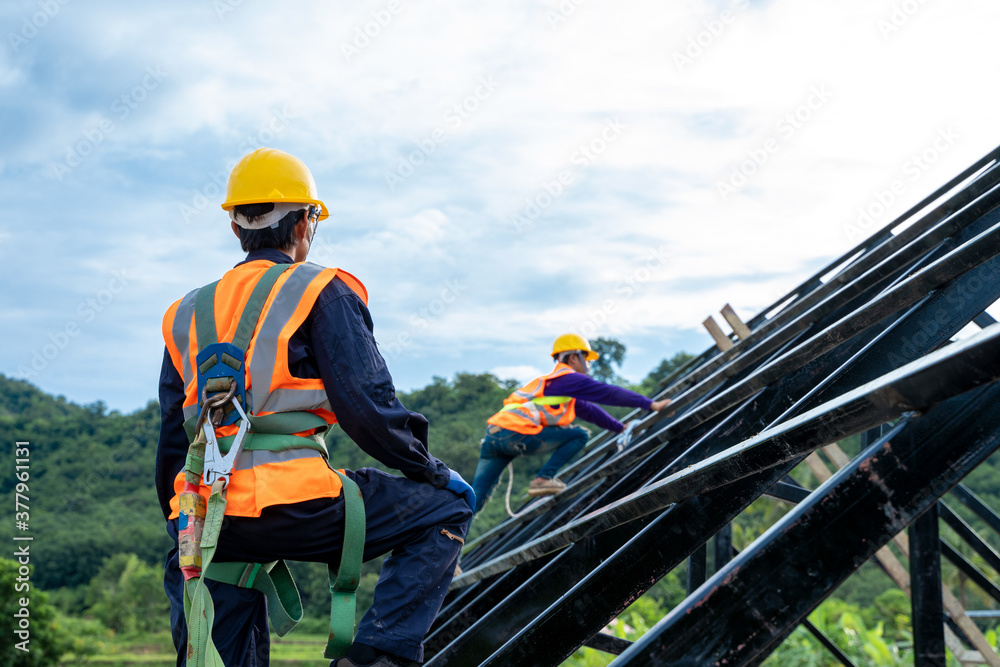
(486, 363), (577, 435)
(162, 260), (369, 518)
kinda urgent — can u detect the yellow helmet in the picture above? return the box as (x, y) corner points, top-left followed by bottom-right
(221, 148), (329, 221)
(552, 333), (599, 361)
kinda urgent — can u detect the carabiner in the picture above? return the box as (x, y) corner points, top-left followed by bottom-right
(203, 396), (251, 488)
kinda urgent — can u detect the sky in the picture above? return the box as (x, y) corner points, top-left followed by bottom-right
(2, 0), (999, 413)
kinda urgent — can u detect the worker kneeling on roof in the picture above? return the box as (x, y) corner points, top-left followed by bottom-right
(472, 334), (672, 512)
(156, 148), (473, 667)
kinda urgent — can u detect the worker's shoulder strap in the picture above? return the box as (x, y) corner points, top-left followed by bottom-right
(194, 262), (294, 352)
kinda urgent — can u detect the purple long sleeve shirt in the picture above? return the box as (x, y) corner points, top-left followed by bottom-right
(545, 372), (652, 434)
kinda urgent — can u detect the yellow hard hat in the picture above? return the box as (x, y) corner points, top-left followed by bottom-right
(552, 333), (599, 361)
(221, 148), (329, 221)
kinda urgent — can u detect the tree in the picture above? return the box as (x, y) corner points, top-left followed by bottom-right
(640, 351), (695, 395)
(590, 338), (627, 384)
(0, 559), (72, 665)
(85, 553), (169, 634)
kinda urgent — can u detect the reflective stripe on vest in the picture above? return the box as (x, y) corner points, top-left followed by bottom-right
(162, 260), (368, 518)
(487, 363), (577, 435)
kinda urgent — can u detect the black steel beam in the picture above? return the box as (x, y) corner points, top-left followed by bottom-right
(714, 524), (732, 571)
(939, 540), (1000, 606)
(801, 618), (858, 667)
(687, 544), (706, 595)
(584, 632), (633, 656)
(938, 501), (1000, 575)
(609, 380), (1000, 665)
(950, 484), (1000, 537)
(911, 505), (946, 666)
(766, 480), (812, 504)
(975, 311), (999, 328)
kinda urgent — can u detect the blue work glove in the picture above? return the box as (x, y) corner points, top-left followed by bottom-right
(445, 469), (476, 509)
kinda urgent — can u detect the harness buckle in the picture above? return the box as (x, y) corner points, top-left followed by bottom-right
(203, 395), (251, 488)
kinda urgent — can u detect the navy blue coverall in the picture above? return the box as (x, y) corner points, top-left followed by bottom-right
(156, 248), (472, 665)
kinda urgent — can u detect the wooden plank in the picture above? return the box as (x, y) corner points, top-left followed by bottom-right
(721, 304), (751, 339)
(702, 315), (733, 351)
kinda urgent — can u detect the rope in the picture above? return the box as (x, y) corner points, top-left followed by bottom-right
(504, 462), (532, 519)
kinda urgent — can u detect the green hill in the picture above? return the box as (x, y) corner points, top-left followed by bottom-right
(0, 377), (167, 590)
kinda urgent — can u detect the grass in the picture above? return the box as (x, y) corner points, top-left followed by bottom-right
(62, 633), (332, 666)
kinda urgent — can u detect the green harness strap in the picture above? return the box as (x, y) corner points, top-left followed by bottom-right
(183, 263), (367, 664)
(325, 470), (366, 659)
(183, 465), (228, 667)
(194, 263), (289, 349)
(204, 559), (303, 635)
(500, 395), (572, 411)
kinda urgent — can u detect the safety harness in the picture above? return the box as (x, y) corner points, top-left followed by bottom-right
(177, 263), (366, 665)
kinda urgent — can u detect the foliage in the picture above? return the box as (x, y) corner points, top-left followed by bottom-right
(638, 351), (696, 396)
(85, 553), (170, 634)
(590, 337), (627, 384)
(54, 615), (111, 665)
(762, 593), (918, 666)
(0, 375), (170, 590)
(0, 558), (74, 665)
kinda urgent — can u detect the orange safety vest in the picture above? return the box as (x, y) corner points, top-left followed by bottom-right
(162, 259), (368, 519)
(487, 363), (577, 435)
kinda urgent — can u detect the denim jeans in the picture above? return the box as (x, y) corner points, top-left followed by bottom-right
(471, 424), (589, 514)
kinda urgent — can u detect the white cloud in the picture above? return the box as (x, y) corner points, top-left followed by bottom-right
(490, 365), (546, 385)
(3, 0), (1000, 409)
